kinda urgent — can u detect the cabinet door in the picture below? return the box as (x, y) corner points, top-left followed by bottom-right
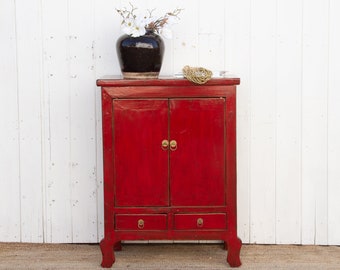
(113, 99), (169, 206)
(170, 98), (225, 206)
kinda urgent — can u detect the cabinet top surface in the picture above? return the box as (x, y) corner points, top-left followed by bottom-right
(96, 76), (240, 87)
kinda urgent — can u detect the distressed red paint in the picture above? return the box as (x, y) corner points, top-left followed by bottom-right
(97, 78), (241, 268)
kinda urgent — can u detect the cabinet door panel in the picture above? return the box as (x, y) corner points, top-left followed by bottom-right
(113, 99), (169, 206)
(170, 98), (225, 206)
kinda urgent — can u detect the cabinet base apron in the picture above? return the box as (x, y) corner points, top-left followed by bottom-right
(100, 234), (242, 268)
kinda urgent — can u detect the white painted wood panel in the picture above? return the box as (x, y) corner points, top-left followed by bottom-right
(15, 0), (44, 243)
(327, 0), (340, 246)
(225, 0), (252, 244)
(68, 0), (98, 244)
(249, 0), (277, 244)
(301, 0), (329, 245)
(172, 0), (199, 72)
(1, 0), (340, 245)
(41, 0), (73, 243)
(198, 0), (225, 71)
(0, 0), (21, 242)
(275, 0), (302, 244)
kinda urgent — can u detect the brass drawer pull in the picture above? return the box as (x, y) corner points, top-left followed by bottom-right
(197, 218), (204, 228)
(170, 140), (177, 151)
(137, 219), (144, 229)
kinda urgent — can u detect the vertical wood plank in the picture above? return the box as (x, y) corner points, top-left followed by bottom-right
(0, 0), (21, 242)
(96, 0), (121, 77)
(41, 0), (72, 243)
(198, 0), (225, 71)
(68, 0), (98, 243)
(225, 0), (252, 244)
(301, 0), (329, 245)
(249, 0), (277, 244)
(275, 0), (302, 244)
(172, 0), (198, 73)
(327, 0), (340, 245)
(15, 0), (44, 243)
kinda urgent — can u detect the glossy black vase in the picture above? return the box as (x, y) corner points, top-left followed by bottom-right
(116, 31), (165, 79)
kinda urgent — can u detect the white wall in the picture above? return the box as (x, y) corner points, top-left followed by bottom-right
(1, 0), (340, 244)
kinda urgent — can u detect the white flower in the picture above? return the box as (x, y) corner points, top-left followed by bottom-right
(131, 24), (146, 37)
(116, 5), (182, 38)
(121, 18), (146, 37)
(121, 18), (135, 35)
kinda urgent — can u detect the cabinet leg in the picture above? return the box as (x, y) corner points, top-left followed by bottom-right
(226, 237), (242, 267)
(100, 238), (115, 268)
(224, 241), (228, 250)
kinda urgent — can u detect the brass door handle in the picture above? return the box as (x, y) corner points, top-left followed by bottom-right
(137, 219), (144, 229)
(161, 139), (169, 150)
(170, 140), (177, 151)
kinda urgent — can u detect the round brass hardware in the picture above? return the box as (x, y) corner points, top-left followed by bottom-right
(137, 219), (144, 229)
(197, 218), (204, 228)
(161, 139), (169, 150)
(170, 140), (177, 151)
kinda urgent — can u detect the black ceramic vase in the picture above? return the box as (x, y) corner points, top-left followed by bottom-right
(116, 31), (165, 79)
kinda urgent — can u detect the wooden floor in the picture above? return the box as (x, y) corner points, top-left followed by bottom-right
(0, 242), (339, 269)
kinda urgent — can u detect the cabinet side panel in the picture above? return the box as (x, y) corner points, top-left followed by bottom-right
(114, 99), (169, 207)
(225, 88), (237, 233)
(170, 98), (225, 206)
(101, 90), (114, 236)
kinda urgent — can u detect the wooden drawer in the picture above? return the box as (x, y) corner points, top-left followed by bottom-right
(174, 213), (226, 230)
(115, 214), (167, 230)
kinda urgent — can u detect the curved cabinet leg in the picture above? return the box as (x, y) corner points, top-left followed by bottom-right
(100, 238), (115, 268)
(226, 237), (242, 267)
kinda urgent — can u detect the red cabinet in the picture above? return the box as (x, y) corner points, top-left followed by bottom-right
(97, 78), (242, 268)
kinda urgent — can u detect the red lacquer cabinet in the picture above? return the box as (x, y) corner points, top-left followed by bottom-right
(97, 78), (242, 268)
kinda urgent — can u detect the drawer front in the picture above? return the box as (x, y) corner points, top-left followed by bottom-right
(174, 213), (226, 230)
(115, 214), (167, 230)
